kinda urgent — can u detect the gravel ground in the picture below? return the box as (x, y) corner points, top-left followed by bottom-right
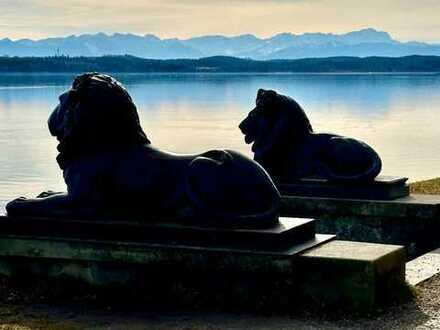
(1, 274), (440, 330)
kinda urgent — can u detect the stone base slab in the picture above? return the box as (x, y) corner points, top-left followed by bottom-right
(0, 235), (406, 312)
(0, 216), (327, 254)
(278, 175), (409, 200)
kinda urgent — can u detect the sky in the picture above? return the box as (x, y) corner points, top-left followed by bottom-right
(1, 0), (440, 42)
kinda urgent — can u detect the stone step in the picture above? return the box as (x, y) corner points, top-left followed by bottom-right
(298, 240), (406, 311)
(281, 193), (440, 259)
(406, 247), (440, 285)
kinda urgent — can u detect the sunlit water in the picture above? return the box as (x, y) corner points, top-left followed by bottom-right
(0, 73), (440, 211)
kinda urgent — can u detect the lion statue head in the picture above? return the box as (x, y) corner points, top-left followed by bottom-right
(239, 89), (313, 177)
(49, 73), (150, 169)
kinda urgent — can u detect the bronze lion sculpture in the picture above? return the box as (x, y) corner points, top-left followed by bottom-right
(6, 74), (280, 228)
(239, 89), (382, 183)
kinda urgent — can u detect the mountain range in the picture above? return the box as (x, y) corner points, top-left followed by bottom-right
(1, 28), (440, 60)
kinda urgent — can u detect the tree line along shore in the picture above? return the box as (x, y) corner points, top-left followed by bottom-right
(0, 55), (440, 73)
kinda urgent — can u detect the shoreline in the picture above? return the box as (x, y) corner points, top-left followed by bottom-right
(1, 71), (440, 75)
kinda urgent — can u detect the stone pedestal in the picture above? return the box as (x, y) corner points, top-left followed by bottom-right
(278, 175), (409, 200)
(0, 215), (407, 312)
(281, 193), (440, 259)
(0, 216), (327, 254)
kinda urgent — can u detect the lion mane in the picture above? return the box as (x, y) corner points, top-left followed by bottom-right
(52, 73), (150, 169)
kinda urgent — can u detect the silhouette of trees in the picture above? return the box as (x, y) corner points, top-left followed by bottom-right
(0, 55), (439, 73)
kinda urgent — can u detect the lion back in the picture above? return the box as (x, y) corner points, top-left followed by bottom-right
(185, 149), (280, 228)
(319, 136), (382, 182)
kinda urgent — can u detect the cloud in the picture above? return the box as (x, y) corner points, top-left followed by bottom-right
(0, 0), (439, 42)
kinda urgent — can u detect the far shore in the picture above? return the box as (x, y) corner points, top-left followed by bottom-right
(1, 55), (440, 74)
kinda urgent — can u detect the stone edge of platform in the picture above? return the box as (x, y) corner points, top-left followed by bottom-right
(406, 247), (440, 286)
(0, 236), (408, 312)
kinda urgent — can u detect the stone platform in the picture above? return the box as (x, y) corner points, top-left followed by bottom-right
(0, 216), (323, 254)
(278, 175), (409, 200)
(0, 215), (407, 312)
(281, 193), (440, 259)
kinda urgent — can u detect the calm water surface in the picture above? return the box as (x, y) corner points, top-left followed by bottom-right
(0, 73), (440, 211)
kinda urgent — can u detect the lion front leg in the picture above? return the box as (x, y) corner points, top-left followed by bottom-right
(6, 193), (73, 217)
(36, 190), (65, 198)
(7, 163), (98, 218)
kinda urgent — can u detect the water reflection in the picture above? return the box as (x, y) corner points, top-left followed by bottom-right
(0, 73), (439, 211)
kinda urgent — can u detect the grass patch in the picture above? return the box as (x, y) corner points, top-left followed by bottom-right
(410, 178), (440, 195)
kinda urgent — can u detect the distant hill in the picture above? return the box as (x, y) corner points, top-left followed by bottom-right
(1, 28), (440, 59)
(1, 55), (440, 73)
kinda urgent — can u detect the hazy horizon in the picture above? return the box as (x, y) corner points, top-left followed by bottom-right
(0, 28), (434, 44)
(1, 0), (440, 43)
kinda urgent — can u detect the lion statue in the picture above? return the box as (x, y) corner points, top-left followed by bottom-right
(239, 89), (382, 183)
(6, 73), (280, 228)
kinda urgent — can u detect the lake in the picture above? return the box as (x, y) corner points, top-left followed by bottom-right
(0, 73), (440, 211)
